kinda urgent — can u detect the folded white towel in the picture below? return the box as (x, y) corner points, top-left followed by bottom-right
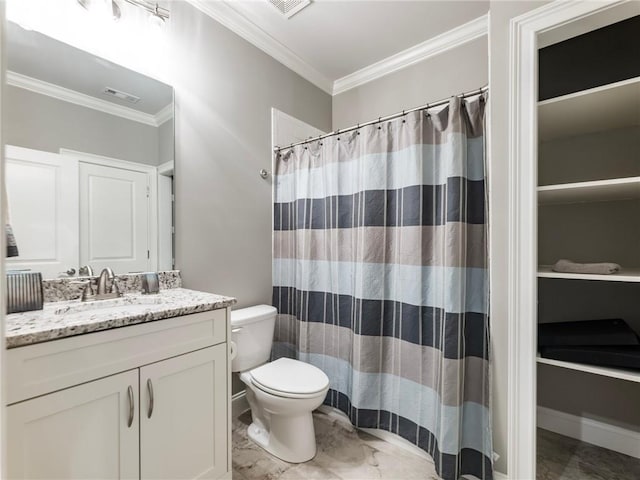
(552, 259), (621, 275)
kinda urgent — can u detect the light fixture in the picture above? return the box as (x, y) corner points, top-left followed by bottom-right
(77, 0), (169, 23)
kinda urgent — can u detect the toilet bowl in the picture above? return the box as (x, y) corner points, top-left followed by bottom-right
(231, 305), (329, 463)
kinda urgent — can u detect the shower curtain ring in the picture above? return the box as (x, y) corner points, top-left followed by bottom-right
(378, 117), (381, 129)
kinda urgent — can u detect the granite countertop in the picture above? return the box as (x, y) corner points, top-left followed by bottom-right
(6, 288), (237, 349)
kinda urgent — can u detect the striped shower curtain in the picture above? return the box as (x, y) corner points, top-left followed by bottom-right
(272, 94), (491, 480)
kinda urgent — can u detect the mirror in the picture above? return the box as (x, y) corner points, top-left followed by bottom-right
(4, 21), (174, 278)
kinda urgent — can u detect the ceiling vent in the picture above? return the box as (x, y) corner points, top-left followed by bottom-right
(268, 0), (311, 19)
(103, 87), (140, 104)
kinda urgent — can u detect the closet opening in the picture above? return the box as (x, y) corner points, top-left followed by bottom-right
(535, 12), (640, 480)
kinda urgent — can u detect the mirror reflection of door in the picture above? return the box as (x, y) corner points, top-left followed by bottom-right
(79, 162), (150, 273)
(5, 146), (169, 276)
(4, 21), (174, 277)
(5, 146), (79, 278)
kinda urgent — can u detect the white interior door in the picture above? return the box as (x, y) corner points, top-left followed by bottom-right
(140, 345), (228, 480)
(80, 162), (150, 273)
(7, 369), (139, 480)
(4, 145), (79, 278)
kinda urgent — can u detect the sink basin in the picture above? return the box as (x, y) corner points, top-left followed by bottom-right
(54, 295), (166, 315)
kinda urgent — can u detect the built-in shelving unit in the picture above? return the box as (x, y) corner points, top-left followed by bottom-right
(537, 355), (640, 383)
(537, 74), (640, 386)
(538, 76), (640, 142)
(538, 177), (640, 205)
(537, 265), (640, 282)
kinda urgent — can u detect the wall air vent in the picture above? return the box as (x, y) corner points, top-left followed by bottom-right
(268, 0), (311, 19)
(103, 87), (140, 104)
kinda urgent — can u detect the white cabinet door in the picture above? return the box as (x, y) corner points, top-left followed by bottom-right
(79, 162), (150, 273)
(4, 145), (79, 278)
(7, 369), (139, 480)
(140, 345), (228, 480)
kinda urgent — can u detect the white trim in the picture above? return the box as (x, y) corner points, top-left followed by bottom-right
(333, 14), (488, 95)
(7, 71), (170, 127)
(537, 406), (640, 459)
(157, 161), (175, 176)
(537, 356), (640, 383)
(186, 2), (488, 96)
(185, 0), (333, 94)
(507, 2), (633, 479)
(231, 390), (249, 418)
(59, 148), (157, 174)
(155, 104), (174, 126)
(59, 148), (159, 273)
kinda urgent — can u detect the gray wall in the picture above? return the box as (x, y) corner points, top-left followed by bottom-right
(4, 85), (163, 166)
(167, 2), (332, 308)
(539, 126), (640, 185)
(538, 364), (640, 432)
(332, 37), (488, 129)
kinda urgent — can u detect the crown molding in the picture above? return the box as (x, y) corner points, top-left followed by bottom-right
(7, 71), (171, 127)
(333, 14), (488, 95)
(155, 103), (174, 125)
(185, 2), (487, 96)
(185, 0), (333, 94)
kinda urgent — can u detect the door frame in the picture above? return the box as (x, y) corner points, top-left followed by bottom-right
(60, 149), (160, 272)
(506, 1), (637, 478)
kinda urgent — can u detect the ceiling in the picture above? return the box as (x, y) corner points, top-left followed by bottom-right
(193, 0), (489, 93)
(6, 21), (173, 116)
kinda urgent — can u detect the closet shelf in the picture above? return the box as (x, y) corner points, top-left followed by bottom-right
(538, 76), (640, 142)
(538, 177), (640, 205)
(537, 266), (640, 282)
(537, 355), (640, 383)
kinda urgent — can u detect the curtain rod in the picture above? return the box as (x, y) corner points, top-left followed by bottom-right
(274, 85), (488, 152)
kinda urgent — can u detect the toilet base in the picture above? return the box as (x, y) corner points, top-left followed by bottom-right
(246, 412), (317, 463)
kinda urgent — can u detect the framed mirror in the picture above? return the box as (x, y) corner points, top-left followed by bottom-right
(4, 20), (174, 278)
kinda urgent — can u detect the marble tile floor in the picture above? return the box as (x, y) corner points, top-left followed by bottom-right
(232, 410), (441, 480)
(537, 428), (640, 480)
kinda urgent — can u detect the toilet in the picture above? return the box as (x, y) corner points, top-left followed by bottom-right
(230, 305), (330, 463)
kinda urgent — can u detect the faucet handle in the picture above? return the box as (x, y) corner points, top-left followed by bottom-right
(70, 280), (93, 301)
(79, 265), (94, 277)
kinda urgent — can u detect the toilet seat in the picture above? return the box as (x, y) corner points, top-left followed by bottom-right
(249, 358), (329, 399)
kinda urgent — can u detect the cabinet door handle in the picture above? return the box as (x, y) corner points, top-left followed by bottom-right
(127, 385), (134, 428)
(147, 378), (154, 419)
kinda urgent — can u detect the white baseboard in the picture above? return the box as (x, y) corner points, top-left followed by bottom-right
(537, 406), (640, 459)
(232, 390), (249, 418)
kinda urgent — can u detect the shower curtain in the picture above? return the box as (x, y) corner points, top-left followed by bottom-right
(272, 94), (491, 480)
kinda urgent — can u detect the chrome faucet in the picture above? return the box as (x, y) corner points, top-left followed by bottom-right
(96, 267), (115, 295)
(72, 267), (121, 301)
(95, 267), (121, 299)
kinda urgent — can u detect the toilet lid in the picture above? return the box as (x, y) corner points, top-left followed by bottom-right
(250, 358), (329, 396)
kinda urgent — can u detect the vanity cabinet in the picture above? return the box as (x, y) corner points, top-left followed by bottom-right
(140, 345), (228, 479)
(7, 370), (140, 479)
(6, 308), (232, 480)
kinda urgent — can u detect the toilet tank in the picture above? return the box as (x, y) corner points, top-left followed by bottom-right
(230, 305), (277, 372)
